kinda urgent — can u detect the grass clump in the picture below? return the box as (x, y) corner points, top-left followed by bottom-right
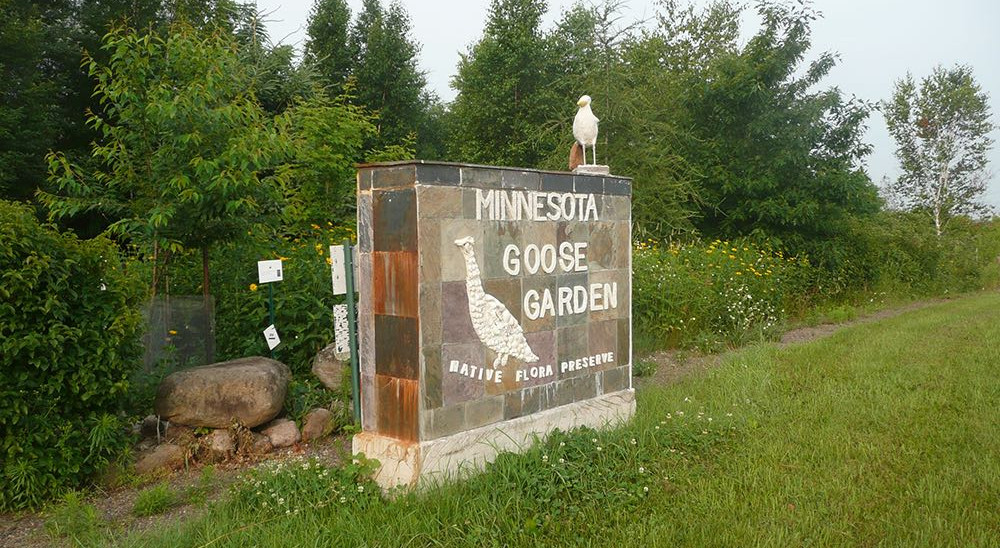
(44, 491), (103, 543)
(132, 483), (179, 517)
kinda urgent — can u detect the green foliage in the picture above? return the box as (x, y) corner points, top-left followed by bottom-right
(632, 238), (807, 349)
(284, 377), (344, 427)
(449, 0), (556, 167)
(0, 200), (143, 510)
(882, 64), (995, 236)
(44, 491), (103, 543)
(348, 0), (426, 152)
(305, 0), (353, 91)
(281, 88), (375, 231)
(132, 483), (180, 517)
(39, 23), (293, 294)
(152, 223), (355, 374)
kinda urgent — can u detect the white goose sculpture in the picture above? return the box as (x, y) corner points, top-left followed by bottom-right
(454, 237), (538, 368)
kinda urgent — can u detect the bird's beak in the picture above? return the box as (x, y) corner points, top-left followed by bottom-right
(577, 98), (587, 107)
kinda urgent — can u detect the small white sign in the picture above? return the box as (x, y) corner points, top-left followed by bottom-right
(263, 324), (281, 350)
(330, 245), (347, 295)
(257, 259), (283, 284)
(333, 304), (350, 360)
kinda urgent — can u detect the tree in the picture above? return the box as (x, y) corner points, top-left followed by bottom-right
(39, 24), (292, 299)
(449, 0), (555, 167)
(348, 0), (426, 153)
(676, 2), (879, 267)
(304, 0), (353, 91)
(882, 64), (995, 236)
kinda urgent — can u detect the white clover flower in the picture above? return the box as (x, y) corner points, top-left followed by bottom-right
(559, 441), (565, 447)
(643, 486), (649, 493)
(542, 455), (549, 463)
(357, 485), (364, 493)
(339, 496), (347, 503)
(638, 466), (645, 474)
(630, 438), (637, 445)
(591, 438), (598, 443)
(597, 446), (603, 452)
(558, 458), (565, 464)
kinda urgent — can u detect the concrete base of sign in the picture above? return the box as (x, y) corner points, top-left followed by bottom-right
(353, 389), (636, 489)
(572, 164), (610, 175)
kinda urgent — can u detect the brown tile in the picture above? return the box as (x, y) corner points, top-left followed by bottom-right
(375, 375), (418, 442)
(361, 373), (376, 432)
(602, 195), (631, 221)
(440, 343), (487, 406)
(417, 186), (463, 219)
(504, 387), (541, 419)
(416, 164), (460, 186)
(482, 222), (522, 279)
(372, 165), (416, 189)
(588, 320), (618, 370)
(461, 166), (502, 189)
(419, 283), (442, 347)
(374, 315), (419, 380)
(587, 222), (616, 271)
(373, 251), (418, 318)
(614, 222), (631, 269)
(465, 396), (504, 429)
(422, 403), (466, 439)
(556, 324), (589, 378)
(373, 188), (417, 252)
(617, 318), (631, 368)
(421, 346), (442, 410)
(441, 281), (478, 344)
(600, 366), (629, 395)
(357, 192), (373, 253)
(439, 219), (484, 282)
(418, 220), (441, 282)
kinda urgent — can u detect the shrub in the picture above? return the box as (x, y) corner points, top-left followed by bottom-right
(0, 201), (144, 510)
(43, 491), (103, 542)
(632, 238), (806, 348)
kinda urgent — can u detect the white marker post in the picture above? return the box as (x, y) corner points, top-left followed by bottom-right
(257, 259), (284, 356)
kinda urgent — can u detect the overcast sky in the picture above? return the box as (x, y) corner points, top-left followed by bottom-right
(255, 0), (1000, 208)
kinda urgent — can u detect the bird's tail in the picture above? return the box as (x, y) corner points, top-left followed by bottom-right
(569, 142), (584, 171)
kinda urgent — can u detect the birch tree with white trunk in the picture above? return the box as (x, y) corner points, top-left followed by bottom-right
(882, 65), (994, 236)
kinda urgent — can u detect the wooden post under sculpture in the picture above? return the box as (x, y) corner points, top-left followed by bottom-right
(353, 161), (634, 488)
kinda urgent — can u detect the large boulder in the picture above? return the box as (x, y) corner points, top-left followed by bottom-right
(154, 357), (290, 428)
(312, 343), (349, 391)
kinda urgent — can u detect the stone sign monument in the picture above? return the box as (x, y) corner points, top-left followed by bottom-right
(353, 160), (634, 487)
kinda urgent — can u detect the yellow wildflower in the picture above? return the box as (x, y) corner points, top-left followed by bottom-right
(168, 329), (178, 336)
(250, 283), (258, 292)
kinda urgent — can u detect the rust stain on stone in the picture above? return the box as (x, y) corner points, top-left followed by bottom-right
(375, 375), (419, 442)
(373, 251), (418, 317)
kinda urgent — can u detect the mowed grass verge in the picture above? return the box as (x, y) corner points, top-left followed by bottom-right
(110, 293), (1000, 547)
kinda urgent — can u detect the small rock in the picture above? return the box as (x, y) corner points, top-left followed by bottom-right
(312, 344), (349, 391)
(205, 429), (235, 462)
(135, 444), (185, 475)
(261, 418), (300, 448)
(164, 424), (196, 447)
(249, 432), (273, 455)
(140, 415), (166, 439)
(301, 408), (334, 442)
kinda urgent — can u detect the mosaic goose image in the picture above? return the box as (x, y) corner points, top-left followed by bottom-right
(454, 236), (539, 368)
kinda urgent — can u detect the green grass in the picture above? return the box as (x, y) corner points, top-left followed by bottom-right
(109, 292), (1000, 547)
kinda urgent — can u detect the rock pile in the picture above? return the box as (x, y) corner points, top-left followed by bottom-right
(133, 355), (347, 476)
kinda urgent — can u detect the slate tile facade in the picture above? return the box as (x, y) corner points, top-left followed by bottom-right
(356, 161), (632, 443)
